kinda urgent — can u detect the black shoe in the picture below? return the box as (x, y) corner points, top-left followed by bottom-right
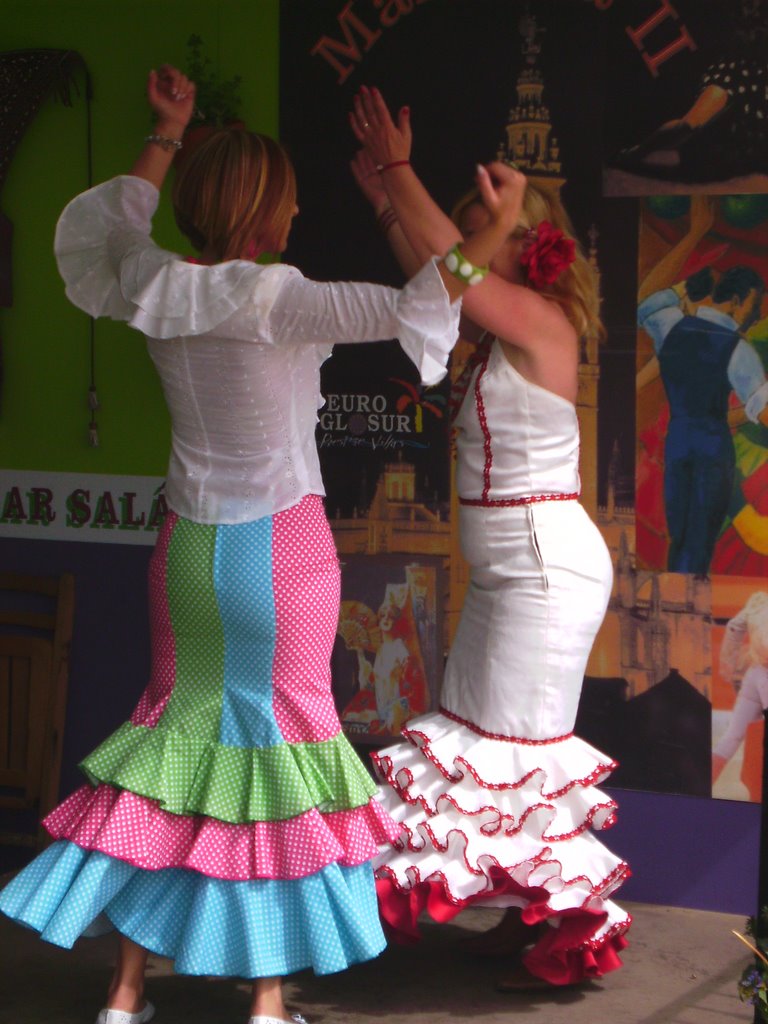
(616, 121), (693, 166)
(610, 103), (750, 183)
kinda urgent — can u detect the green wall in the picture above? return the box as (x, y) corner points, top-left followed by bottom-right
(0, 0), (279, 474)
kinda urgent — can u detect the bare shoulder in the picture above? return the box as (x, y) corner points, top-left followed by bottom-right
(461, 273), (574, 355)
(497, 327), (579, 405)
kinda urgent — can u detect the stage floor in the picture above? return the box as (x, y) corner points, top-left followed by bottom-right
(0, 898), (753, 1023)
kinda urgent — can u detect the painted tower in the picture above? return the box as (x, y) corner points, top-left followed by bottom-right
(496, 10), (600, 517)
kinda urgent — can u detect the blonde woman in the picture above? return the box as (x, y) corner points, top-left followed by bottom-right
(350, 86), (630, 991)
(0, 67), (523, 1024)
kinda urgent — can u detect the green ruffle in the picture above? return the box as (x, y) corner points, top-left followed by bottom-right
(79, 722), (377, 824)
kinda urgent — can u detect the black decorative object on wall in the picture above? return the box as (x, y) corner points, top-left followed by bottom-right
(0, 48), (90, 412)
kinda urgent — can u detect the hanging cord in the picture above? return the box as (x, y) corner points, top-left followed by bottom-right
(83, 69), (100, 447)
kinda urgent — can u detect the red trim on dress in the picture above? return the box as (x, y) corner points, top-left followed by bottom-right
(438, 706), (573, 744)
(390, 726), (617, 800)
(460, 491), (580, 508)
(473, 348), (494, 501)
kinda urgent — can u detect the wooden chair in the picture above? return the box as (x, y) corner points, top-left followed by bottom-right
(0, 572), (74, 848)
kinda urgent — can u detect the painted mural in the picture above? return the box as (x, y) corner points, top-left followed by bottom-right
(280, 0), (768, 801)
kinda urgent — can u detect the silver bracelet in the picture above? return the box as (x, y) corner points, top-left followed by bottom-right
(144, 134), (183, 152)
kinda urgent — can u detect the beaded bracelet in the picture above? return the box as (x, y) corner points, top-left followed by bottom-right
(443, 243), (488, 286)
(145, 134), (183, 152)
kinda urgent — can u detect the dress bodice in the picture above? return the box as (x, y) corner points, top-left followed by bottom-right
(454, 339), (581, 502)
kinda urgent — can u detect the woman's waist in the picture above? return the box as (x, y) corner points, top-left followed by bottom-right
(456, 473), (581, 505)
(458, 489), (580, 508)
(458, 499), (611, 583)
(164, 464), (325, 525)
(456, 444), (580, 503)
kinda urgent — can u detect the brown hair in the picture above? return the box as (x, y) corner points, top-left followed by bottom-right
(172, 128), (297, 262)
(452, 179), (605, 343)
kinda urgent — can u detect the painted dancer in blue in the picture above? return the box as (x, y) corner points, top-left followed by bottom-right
(638, 208), (767, 574)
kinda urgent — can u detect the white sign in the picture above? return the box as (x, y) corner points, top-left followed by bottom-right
(0, 470), (168, 546)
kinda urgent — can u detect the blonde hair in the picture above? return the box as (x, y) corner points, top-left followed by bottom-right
(452, 179), (605, 343)
(172, 128), (297, 262)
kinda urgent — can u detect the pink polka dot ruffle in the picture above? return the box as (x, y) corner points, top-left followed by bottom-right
(44, 783), (400, 881)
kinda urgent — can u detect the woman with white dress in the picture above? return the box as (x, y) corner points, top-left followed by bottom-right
(350, 86), (631, 990)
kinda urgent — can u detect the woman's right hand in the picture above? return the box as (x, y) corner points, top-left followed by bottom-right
(147, 64), (196, 133)
(349, 85), (411, 169)
(475, 161), (527, 234)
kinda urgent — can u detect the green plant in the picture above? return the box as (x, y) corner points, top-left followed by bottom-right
(735, 909), (768, 1020)
(185, 34), (242, 127)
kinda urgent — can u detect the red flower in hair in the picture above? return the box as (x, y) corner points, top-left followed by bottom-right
(520, 221), (576, 289)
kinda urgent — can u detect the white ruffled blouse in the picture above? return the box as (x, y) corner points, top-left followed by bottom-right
(55, 176), (459, 524)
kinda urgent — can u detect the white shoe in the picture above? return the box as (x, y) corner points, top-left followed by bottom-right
(248, 1016), (308, 1024)
(96, 1002), (155, 1024)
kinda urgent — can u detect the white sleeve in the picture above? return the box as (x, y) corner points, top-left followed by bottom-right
(636, 289), (682, 355)
(720, 612), (749, 682)
(54, 175), (161, 321)
(55, 176), (459, 385)
(713, 667), (765, 760)
(259, 259), (460, 385)
(54, 175), (295, 340)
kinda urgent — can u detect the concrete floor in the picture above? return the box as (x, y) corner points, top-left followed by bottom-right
(0, 901), (756, 1024)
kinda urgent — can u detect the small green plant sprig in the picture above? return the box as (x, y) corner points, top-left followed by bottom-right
(185, 34), (242, 127)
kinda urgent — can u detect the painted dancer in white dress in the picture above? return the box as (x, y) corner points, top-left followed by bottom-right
(350, 87), (631, 991)
(713, 592), (768, 786)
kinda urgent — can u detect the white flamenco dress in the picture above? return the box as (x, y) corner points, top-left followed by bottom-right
(372, 339), (631, 984)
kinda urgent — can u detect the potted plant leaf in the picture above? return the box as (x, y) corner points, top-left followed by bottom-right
(176, 34), (243, 165)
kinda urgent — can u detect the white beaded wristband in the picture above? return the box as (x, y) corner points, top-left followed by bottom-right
(145, 134), (183, 152)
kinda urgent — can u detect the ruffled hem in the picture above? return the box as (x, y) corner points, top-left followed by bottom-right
(372, 709), (630, 981)
(44, 783), (400, 881)
(79, 721), (379, 823)
(376, 869), (630, 984)
(384, 711), (617, 799)
(375, 818), (630, 910)
(0, 841), (386, 977)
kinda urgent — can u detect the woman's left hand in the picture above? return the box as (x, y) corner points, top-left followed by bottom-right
(349, 85), (411, 168)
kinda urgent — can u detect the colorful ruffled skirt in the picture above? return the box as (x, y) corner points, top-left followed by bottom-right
(372, 501), (631, 985)
(0, 495), (399, 977)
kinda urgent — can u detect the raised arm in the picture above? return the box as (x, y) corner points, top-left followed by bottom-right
(350, 86), (578, 395)
(350, 86), (463, 263)
(350, 147), (424, 279)
(130, 65), (196, 189)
